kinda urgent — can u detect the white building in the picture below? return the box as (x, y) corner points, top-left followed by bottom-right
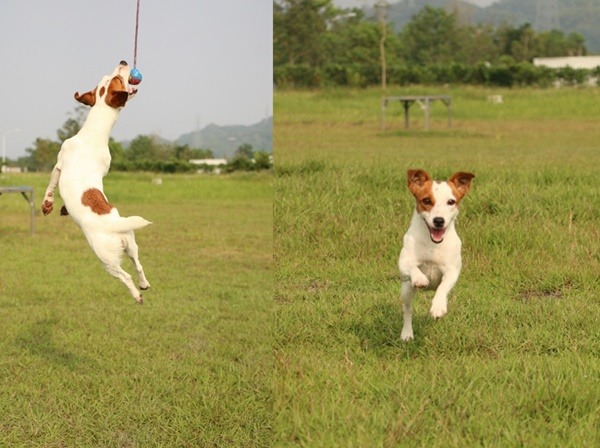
(189, 158), (228, 174)
(533, 56), (600, 69)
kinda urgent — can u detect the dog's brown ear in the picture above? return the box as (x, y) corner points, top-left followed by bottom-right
(105, 75), (129, 108)
(106, 90), (129, 108)
(449, 172), (475, 196)
(74, 89), (96, 107)
(407, 169), (431, 194)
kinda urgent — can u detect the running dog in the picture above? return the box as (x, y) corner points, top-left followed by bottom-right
(42, 61), (151, 304)
(398, 169), (475, 340)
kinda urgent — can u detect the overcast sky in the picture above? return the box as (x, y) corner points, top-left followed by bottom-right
(0, 0), (272, 159)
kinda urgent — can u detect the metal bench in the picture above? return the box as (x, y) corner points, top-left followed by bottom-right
(381, 95), (452, 131)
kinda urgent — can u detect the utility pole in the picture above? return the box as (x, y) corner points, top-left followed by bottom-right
(375, 0), (389, 91)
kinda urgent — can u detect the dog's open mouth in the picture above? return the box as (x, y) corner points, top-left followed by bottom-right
(428, 226), (445, 244)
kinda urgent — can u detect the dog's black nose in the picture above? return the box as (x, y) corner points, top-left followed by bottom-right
(119, 60), (128, 66)
(433, 217), (445, 228)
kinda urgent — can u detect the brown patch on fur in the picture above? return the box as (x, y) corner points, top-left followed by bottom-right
(448, 172), (475, 202)
(74, 88), (97, 107)
(407, 169), (435, 213)
(99, 86), (106, 98)
(41, 200), (53, 216)
(81, 188), (113, 215)
(60, 205), (69, 216)
(105, 75), (129, 108)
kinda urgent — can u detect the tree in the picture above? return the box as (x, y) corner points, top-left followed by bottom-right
(56, 105), (88, 143)
(510, 23), (535, 62)
(125, 135), (172, 161)
(25, 138), (61, 171)
(456, 24), (499, 65)
(274, 0), (338, 66)
(400, 6), (460, 65)
(173, 144), (213, 161)
(109, 138), (126, 162)
(566, 32), (586, 56)
(253, 151), (272, 170)
(235, 143), (254, 159)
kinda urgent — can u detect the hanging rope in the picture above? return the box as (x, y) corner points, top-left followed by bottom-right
(129, 0), (143, 85)
(133, 0), (140, 68)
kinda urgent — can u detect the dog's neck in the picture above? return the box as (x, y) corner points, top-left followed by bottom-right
(78, 106), (121, 142)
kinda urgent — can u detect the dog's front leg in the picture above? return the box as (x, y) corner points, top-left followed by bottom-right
(42, 164), (61, 215)
(401, 281), (417, 341)
(430, 268), (460, 319)
(399, 251), (429, 289)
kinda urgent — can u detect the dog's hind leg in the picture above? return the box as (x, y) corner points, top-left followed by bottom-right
(401, 281), (416, 341)
(104, 262), (144, 304)
(123, 232), (151, 291)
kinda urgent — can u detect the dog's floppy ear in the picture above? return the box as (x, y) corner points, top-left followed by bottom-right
(74, 89), (97, 107)
(105, 75), (129, 108)
(107, 90), (129, 108)
(449, 172), (475, 197)
(407, 169), (431, 194)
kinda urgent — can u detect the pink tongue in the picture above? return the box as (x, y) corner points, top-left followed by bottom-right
(429, 227), (445, 243)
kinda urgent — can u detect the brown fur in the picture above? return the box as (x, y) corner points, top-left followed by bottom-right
(105, 76), (129, 108)
(74, 88), (97, 107)
(407, 169), (435, 213)
(81, 188), (113, 215)
(448, 172), (475, 201)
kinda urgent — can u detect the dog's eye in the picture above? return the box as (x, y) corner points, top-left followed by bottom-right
(422, 198), (432, 205)
(448, 199), (456, 205)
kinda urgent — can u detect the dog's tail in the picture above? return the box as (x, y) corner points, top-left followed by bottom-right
(102, 216), (152, 233)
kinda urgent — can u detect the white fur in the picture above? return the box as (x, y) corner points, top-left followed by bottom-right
(42, 62), (151, 304)
(398, 170), (474, 341)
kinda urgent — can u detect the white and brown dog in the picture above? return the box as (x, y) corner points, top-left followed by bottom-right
(42, 61), (151, 304)
(398, 169), (475, 340)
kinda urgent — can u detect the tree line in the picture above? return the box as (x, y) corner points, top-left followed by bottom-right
(274, 1), (592, 88)
(15, 106), (271, 173)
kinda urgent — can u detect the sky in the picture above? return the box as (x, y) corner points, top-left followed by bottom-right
(0, 0), (272, 159)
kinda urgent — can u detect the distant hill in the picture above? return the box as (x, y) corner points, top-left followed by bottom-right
(176, 116), (273, 158)
(370, 0), (600, 53)
(472, 0), (600, 53)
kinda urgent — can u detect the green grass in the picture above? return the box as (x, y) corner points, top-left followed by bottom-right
(0, 171), (272, 447)
(274, 86), (600, 446)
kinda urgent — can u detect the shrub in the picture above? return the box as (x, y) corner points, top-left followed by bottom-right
(253, 151), (272, 171)
(274, 64), (321, 88)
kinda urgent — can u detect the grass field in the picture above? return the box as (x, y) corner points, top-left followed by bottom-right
(0, 172), (272, 446)
(274, 86), (600, 446)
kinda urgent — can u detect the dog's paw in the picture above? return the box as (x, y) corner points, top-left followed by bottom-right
(412, 272), (429, 289)
(41, 199), (54, 216)
(401, 328), (414, 341)
(430, 301), (447, 319)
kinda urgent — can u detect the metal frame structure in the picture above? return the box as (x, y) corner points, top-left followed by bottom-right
(381, 95), (452, 131)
